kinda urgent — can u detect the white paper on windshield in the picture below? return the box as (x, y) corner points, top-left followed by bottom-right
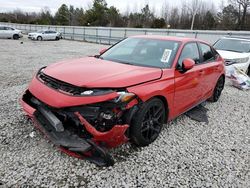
(161, 49), (172, 64)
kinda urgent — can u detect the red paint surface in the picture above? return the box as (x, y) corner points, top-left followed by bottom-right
(75, 112), (129, 148)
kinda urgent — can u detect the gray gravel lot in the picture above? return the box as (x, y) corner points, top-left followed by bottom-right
(0, 37), (249, 187)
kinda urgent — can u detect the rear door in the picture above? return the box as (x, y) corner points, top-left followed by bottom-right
(197, 42), (222, 99)
(49, 31), (57, 40)
(174, 42), (204, 115)
(4, 27), (14, 38)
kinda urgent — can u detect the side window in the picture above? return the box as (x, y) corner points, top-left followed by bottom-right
(5, 27), (14, 30)
(0, 27), (4, 30)
(199, 43), (215, 62)
(45, 31), (50, 34)
(178, 43), (200, 67)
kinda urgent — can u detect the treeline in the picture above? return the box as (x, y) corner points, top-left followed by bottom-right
(0, 0), (250, 30)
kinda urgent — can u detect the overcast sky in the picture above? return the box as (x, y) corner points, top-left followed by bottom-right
(0, 0), (221, 15)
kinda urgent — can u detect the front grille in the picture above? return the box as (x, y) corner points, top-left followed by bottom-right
(36, 69), (115, 96)
(37, 72), (85, 95)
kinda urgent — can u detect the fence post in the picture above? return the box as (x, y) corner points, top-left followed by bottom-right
(124, 29), (127, 38)
(72, 27), (75, 40)
(83, 27), (85, 41)
(109, 28), (111, 45)
(63, 27), (65, 39)
(195, 31), (198, 38)
(96, 28), (98, 43)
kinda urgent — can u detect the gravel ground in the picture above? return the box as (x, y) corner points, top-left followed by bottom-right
(0, 37), (249, 188)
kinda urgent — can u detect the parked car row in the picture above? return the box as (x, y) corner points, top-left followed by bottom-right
(0, 25), (62, 41)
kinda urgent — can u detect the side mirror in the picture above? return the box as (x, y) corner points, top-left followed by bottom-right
(99, 48), (107, 55)
(182, 58), (195, 71)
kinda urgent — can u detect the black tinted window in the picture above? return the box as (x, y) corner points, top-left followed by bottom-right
(199, 43), (215, 62)
(178, 43), (200, 66)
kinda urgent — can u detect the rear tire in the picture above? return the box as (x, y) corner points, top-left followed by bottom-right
(13, 34), (19, 40)
(37, 36), (42, 41)
(208, 76), (225, 102)
(130, 98), (166, 147)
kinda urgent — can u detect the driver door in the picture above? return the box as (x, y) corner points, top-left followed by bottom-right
(173, 42), (204, 116)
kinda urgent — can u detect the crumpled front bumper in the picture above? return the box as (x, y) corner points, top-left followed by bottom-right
(20, 91), (131, 166)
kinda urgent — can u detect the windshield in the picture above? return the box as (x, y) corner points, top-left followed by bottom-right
(100, 38), (180, 68)
(214, 38), (250, 53)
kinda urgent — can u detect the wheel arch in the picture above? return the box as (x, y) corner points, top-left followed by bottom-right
(149, 95), (169, 123)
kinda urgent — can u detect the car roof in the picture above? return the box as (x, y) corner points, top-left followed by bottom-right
(130, 35), (205, 43)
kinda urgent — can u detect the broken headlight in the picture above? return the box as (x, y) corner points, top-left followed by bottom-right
(113, 92), (136, 103)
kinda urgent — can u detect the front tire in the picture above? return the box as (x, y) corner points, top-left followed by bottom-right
(55, 36), (60, 40)
(13, 34), (19, 40)
(130, 98), (166, 147)
(208, 76), (225, 102)
(37, 36), (42, 41)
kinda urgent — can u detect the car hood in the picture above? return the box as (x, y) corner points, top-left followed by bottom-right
(43, 57), (163, 88)
(217, 50), (250, 59)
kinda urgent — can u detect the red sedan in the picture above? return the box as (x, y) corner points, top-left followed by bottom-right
(21, 36), (225, 166)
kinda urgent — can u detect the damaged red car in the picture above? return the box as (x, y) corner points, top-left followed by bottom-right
(21, 36), (225, 166)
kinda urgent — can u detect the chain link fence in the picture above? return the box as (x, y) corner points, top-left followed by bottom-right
(1, 22), (250, 44)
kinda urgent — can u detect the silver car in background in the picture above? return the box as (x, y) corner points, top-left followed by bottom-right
(213, 37), (250, 76)
(0, 26), (23, 40)
(28, 30), (62, 41)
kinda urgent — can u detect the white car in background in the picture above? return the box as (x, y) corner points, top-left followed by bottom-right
(213, 37), (250, 76)
(0, 26), (23, 40)
(28, 30), (62, 41)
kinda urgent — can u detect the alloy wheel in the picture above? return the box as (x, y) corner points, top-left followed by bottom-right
(141, 104), (165, 142)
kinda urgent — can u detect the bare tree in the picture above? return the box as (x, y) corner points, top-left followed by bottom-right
(161, 1), (170, 24)
(230, 0), (250, 29)
(185, 0), (202, 30)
